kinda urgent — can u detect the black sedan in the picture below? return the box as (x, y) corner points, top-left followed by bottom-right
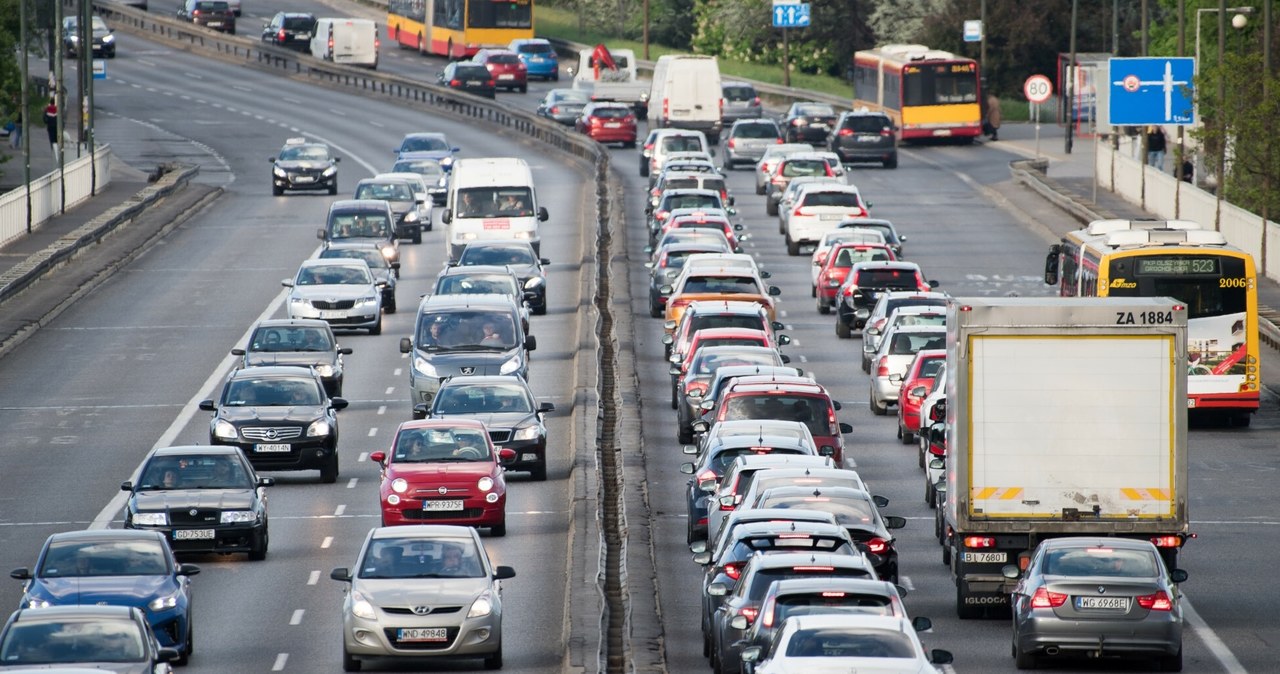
(61, 15), (116, 58)
(232, 319), (351, 396)
(199, 366), (348, 483)
(782, 102), (838, 144)
(454, 241), (550, 315)
(752, 485), (906, 583)
(270, 138), (340, 196)
(121, 446), (274, 560)
(423, 375), (555, 480)
(437, 62), (496, 99)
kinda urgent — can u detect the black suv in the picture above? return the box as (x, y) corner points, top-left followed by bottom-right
(199, 366), (348, 483)
(437, 62), (496, 99)
(261, 12), (315, 51)
(176, 0), (235, 33)
(270, 138), (340, 195)
(830, 110), (898, 168)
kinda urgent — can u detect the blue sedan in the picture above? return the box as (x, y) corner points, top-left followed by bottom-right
(9, 529), (198, 664)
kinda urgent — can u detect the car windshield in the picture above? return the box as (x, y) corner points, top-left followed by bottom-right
(916, 356), (946, 378)
(391, 428), (492, 463)
(455, 64), (490, 78)
(760, 493), (876, 528)
(1043, 548), (1159, 577)
(223, 377), (323, 406)
(249, 326), (332, 352)
(486, 53), (520, 64)
(454, 187), (534, 218)
(359, 537), (485, 579)
(843, 116), (891, 133)
(417, 311), (518, 351)
(196, 1), (229, 11)
(282, 16), (314, 30)
(784, 627), (915, 658)
(661, 136), (704, 152)
(844, 222), (898, 243)
(782, 160), (830, 177)
(592, 107), (632, 119)
(681, 275), (760, 295)
(433, 384), (533, 414)
(320, 248), (389, 271)
(354, 182), (414, 202)
(803, 192), (862, 208)
(833, 247), (891, 268)
(893, 313), (946, 329)
(688, 314), (768, 334)
(795, 104), (835, 117)
(724, 395), (829, 437)
(137, 455), (253, 491)
(517, 42), (554, 54)
(329, 213), (392, 239)
(552, 90), (590, 104)
(400, 136), (450, 152)
(661, 178), (699, 191)
(460, 244), (535, 266)
(278, 144), (330, 162)
(709, 447), (806, 473)
(296, 264), (372, 286)
(39, 539), (169, 577)
(775, 593), (896, 620)
(391, 159), (445, 177)
(436, 274), (516, 296)
(0, 618), (147, 664)
(694, 351), (782, 377)
(735, 123), (780, 139)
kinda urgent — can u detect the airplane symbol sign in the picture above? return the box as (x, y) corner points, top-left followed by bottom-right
(1107, 57), (1195, 126)
(772, 1), (810, 28)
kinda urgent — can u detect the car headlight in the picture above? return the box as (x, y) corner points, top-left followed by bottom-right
(524, 277), (545, 290)
(273, 167), (287, 178)
(69, 35), (80, 43)
(499, 355), (522, 375)
(355, 296), (378, 307)
(512, 425), (540, 441)
(350, 590), (376, 620)
(289, 296), (310, 308)
(380, 246), (396, 259)
(440, 156), (454, 169)
(132, 512), (168, 526)
(413, 356), (437, 378)
(391, 478), (408, 494)
(220, 510), (257, 524)
(25, 598), (51, 609)
(314, 364), (334, 378)
(307, 419), (331, 437)
(513, 231), (533, 239)
(322, 166), (337, 177)
(478, 477), (494, 491)
(213, 419), (238, 441)
(149, 593), (179, 611)
(467, 591), (494, 618)
(403, 210), (419, 223)
(102, 34), (115, 43)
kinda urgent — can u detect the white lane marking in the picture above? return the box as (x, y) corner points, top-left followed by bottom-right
(334, 505), (347, 516)
(377, 405), (386, 415)
(347, 478), (359, 489)
(1183, 599), (1247, 673)
(321, 536), (334, 549)
(307, 570), (321, 586)
(367, 428), (377, 437)
(798, 355), (808, 363)
(90, 284), (296, 529)
(329, 108), (347, 117)
(370, 120), (385, 128)
(289, 609), (304, 625)
(232, 85), (251, 92)
(184, 72), (204, 80)
(384, 387), (395, 395)
(899, 576), (915, 592)
(779, 310), (788, 318)
(358, 453), (369, 462)
(282, 97), (301, 104)
(393, 368), (402, 376)
(271, 653), (288, 671)
(136, 59), (156, 67)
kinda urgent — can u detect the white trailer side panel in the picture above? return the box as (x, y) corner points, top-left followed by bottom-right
(969, 335), (1176, 519)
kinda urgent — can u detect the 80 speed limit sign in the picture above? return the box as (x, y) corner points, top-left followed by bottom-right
(1023, 75), (1052, 103)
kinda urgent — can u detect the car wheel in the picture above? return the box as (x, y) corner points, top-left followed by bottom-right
(810, 284), (816, 298)
(173, 620), (192, 665)
(248, 526), (268, 561)
(1160, 648), (1183, 672)
(411, 228), (422, 244)
(816, 296), (830, 314)
(649, 300), (662, 318)
(702, 631), (712, 657)
(320, 453), (339, 484)
(490, 520), (507, 537)
(483, 643), (503, 670)
(884, 154), (898, 169)
(670, 384), (678, 410)
(677, 424), (693, 445)
(342, 646), (362, 672)
(386, 296), (397, 314)
(369, 316), (382, 336)
(835, 318), (851, 339)
(533, 301), (547, 316)
(925, 478), (935, 507)
(901, 427), (915, 445)
(766, 198), (778, 217)
(639, 158), (649, 177)
(328, 181), (338, 196)
(552, 71), (560, 81)
(786, 236), (800, 256)
(531, 462), (547, 481)
(869, 387), (888, 416)
(918, 441), (926, 468)
(272, 185), (283, 196)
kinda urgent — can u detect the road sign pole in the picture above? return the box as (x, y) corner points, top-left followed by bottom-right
(782, 27), (790, 88)
(1035, 103), (1041, 159)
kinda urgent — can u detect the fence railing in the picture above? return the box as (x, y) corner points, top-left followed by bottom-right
(0, 145), (111, 249)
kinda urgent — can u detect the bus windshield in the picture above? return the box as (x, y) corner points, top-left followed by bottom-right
(904, 65), (979, 106)
(1107, 256), (1247, 319)
(468, 0), (532, 28)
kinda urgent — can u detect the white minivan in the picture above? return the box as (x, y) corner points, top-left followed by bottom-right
(441, 157), (549, 260)
(647, 55), (723, 143)
(311, 18), (378, 69)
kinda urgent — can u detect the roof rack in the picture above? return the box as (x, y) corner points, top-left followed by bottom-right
(1084, 219), (1201, 236)
(1102, 229), (1228, 248)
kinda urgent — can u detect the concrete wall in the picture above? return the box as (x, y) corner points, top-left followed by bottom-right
(0, 146), (112, 249)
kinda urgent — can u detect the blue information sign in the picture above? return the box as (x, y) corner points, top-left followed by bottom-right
(772, 2), (810, 28)
(1107, 57), (1195, 126)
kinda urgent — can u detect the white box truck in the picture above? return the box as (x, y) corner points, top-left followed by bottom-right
(570, 47), (649, 116)
(941, 297), (1190, 618)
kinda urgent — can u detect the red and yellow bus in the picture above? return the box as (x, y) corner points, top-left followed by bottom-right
(852, 44), (981, 142)
(387, 0), (532, 60)
(1045, 219), (1261, 423)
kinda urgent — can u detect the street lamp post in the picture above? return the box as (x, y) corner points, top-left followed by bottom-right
(1194, 5), (1254, 197)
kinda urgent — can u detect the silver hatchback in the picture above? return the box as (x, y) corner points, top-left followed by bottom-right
(868, 324), (946, 415)
(331, 526), (516, 671)
(723, 118), (783, 170)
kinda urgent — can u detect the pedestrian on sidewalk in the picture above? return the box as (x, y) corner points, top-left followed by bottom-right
(1146, 125), (1166, 169)
(983, 93), (1001, 141)
(7, 111), (20, 149)
(43, 98), (58, 155)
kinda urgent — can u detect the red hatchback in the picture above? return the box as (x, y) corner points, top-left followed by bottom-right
(814, 242), (897, 313)
(704, 377), (852, 464)
(472, 48), (528, 92)
(371, 419), (516, 536)
(576, 102), (638, 147)
(896, 349), (945, 444)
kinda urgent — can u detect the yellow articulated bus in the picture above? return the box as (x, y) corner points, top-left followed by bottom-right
(1045, 219), (1260, 423)
(388, 0), (532, 59)
(851, 44), (982, 142)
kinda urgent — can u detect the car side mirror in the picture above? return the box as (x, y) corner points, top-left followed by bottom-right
(741, 646), (762, 664)
(888, 374), (902, 384)
(692, 551), (712, 565)
(330, 398), (349, 411)
(689, 539), (708, 553)
(692, 421), (708, 433)
(928, 280), (940, 288)
(780, 354), (791, 363)
(198, 399), (216, 411)
(776, 335), (791, 346)
(441, 209), (452, 224)
(316, 229), (326, 240)
(540, 258), (551, 265)
(929, 458), (945, 470)
(767, 286), (781, 296)
(9, 568), (31, 580)
(498, 448), (517, 465)
(566, 66), (576, 77)
(1001, 564), (1021, 579)
(258, 477), (276, 487)
(912, 616), (932, 633)
(157, 647), (182, 663)
(884, 515), (907, 529)
(727, 207), (737, 215)
(538, 207), (549, 222)
(399, 338), (413, 354)
(120, 481), (133, 492)
(818, 446), (834, 457)
(525, 335), (537, 351)
(231, 348), (246, 356)
(729, 615), (748, 630)
(340, 347), (353, 355)
(669, 365), (682, 376)
(268, 157), (276, 162)
(699, 400), (715, 410)
(831, 399), (842, 410)
(707, 583), (728, 596)
(412, 404), (429, 420)
(771, 321), (785, 331)
(679, 462), (695, 474)
(333, 157), (341, 163)
(840, 422), (853, 433)
(281, 279), (294, 288)
(329, 567), (353, 582)
(538, 401), (555, 414)
(493, 565), (517, 580)
(1170, 568), (1189, 583)
(930, 649), (954, 665)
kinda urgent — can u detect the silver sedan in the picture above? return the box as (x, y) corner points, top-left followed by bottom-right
(283, 258), (384, 335)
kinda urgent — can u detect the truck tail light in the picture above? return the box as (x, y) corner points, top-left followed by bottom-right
(1136, 590), (1173, 611)
(1150, 536), (1183, 548)
(963, 536), (996, 548)
(328, 36), (334, 51)
(663, 97), (669, 119)
(1031, 588), (1068, 608)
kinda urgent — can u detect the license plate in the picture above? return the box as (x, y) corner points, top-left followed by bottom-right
(1076, 596), (1130, 610)
(293, 176), (314, 183)
(397, 627), (448, 642)
(820, 214), (844, 220)
(521, 452), (538, 462)
(208, 22), (223, 27)
(961, 552), (1007, 563)
(423, 500), (464, 511)
(812, 124), (828, 130)
(174, 529), (215, 541)
(466, 80), (482, 86)
(498, 74), (514, 80)
(319, 310), (346, 319)
(858, 136), (880, 142)
(604, 122), (621, 128)
(255, 443), (291, 453)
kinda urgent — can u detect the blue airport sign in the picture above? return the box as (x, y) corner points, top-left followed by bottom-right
(1107, 57), (1195, 126)
(772, 1), (810, 28)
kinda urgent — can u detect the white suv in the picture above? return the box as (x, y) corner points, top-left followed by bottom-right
(782, 183), (870, 256)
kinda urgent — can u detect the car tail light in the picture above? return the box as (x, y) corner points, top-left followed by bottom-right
(644, 142), (654, 151)
(815, 251), (829, 265)
(1136, 590), (1174, 611)
(761, 598), (777, 627)
(881, 128), (893, 136)
(963, 536), (996, 548)
(375, 37), (381, 49)
(685, 381), (709, 397)
(450, 79), (461, 87)
(774, 138), (784, 144)
(655, 210), (670, 222)
(824, 271), (842, 287)
(1150, 536), (1183, 548)
(793, 205), (809, 217)
(866, 537), (889, 554)
(488, 79), (497, 87)
(737, 606), (758, 624)
(193, 9), (201, 15)
(828, 406), (839, 435)
(277, 29), (286, 41)
(876, 356), (890, 377)
(724, 563), (742, 580)
(917, 274), (930, 291)
(753, 96), (762, 106)
(838, 128), (854, 136)
(550, 106), (560, 114)
(727, 138), (736, 149)
(1031, 588), (1068, 608)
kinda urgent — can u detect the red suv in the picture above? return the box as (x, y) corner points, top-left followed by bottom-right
(370, 419), (516, 535)
(896, 349), (945, 444)
(576, 102), (637, 147)
(472, 49), (527, 93)
(701, 376), (852, 464)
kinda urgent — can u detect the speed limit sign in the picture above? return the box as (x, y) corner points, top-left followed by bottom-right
(1023, 75), (1053, 104)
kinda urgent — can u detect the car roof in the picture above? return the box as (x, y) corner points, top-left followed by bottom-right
(150, 445), (242, 458)
(748, 552), (872, 570)
(369, 524), (479, 541)
(1038, 537), (1159, 551)
(762, 485), (875, 500)
(323, 241), (389, 252)
(299, 258), (371, 269)
(709, 434), (814, 451)
(768, 577), (901, 596)
(437, 375), (530, 389)
(329, 199), (392, 212)
(692, 327), (769, 339)
(850, 260), (922, 271)
(687, 300), (769, 314)
(712, 419), (811, 433)
(727, 379), (827, 395)
(227, 365), (322, 379)
(13, 605), (139, 621)
(730, 519), (849, 538)
(783, 613), (914, 632)
(420, 293), (521, 310)
(44, 529), (167, 544)
(253, 318), (332, 329)
(889, 305), (947, 316)
(356, 176), (414, 185)
(728, 454), (832, 469)
(723, 508), (839, 527)
(883, 325), (946, 336)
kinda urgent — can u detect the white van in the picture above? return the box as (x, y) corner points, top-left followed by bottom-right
(311, 18), (378, 69)
(647, 55), (723, 142)
(441, 158), (549, 260)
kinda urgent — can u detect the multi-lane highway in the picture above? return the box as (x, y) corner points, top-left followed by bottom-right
(4, 2), (1280, 672)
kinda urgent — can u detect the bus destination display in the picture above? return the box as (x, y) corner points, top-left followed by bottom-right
(1135, 257), (1219, 275)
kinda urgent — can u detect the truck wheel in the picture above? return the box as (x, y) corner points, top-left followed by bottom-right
(941, 542), (950, 565)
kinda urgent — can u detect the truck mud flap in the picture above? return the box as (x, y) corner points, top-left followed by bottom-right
(956, 576), (1010, 620)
